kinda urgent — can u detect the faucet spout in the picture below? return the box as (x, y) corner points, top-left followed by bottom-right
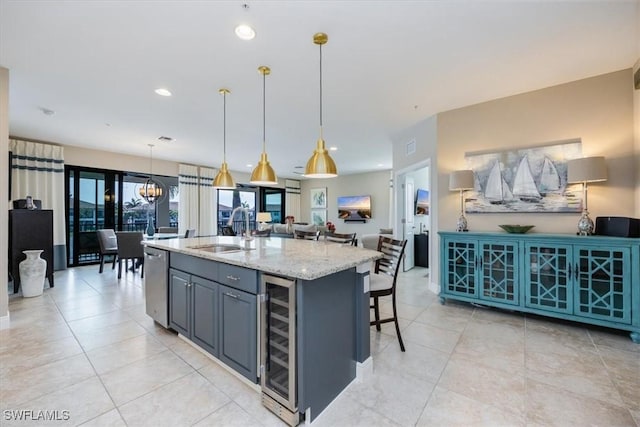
(227, 206), (253, 240)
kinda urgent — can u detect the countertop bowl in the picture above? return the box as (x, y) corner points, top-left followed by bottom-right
(499, 224), (535, 234)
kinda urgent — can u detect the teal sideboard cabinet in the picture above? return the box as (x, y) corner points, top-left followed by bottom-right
(438, 232), (640, 343)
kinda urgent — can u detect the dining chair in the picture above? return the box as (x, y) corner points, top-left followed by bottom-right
(184, 229), (196, 238)
(324, 231), (357, 246)
(115, 231), (144, 279)
(220, 226), (236, 236)
(294, 229), (320, 240)
(96, 229), (118, 273)
(252, 229), (271, 237)
(370, 236), (408, 351)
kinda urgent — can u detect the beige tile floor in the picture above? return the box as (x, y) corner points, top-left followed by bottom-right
(1, 265), (638, 426)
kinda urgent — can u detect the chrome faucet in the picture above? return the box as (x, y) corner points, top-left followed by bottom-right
(227, 206), (253, 240)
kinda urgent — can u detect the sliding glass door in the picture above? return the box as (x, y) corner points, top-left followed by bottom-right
(66, 167), (120, 266)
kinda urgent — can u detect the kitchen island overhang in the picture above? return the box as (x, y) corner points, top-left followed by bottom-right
(143, 236), (382, 424)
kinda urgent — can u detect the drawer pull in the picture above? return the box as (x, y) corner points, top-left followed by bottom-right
(225, 292), (239, 299)
(226, 275), (240, 281)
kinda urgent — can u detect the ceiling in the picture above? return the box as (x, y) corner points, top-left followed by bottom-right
(1, 1), (638, 179)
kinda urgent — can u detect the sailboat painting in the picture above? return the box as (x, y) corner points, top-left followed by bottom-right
(464, 139), (583, 213)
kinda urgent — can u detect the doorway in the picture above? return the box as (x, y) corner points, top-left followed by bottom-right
(394, 159), (432, 273)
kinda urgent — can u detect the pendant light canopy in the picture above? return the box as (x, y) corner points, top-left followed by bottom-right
(305, 32), (337, 178)
(250, 66), (278, 185)
(213, 88), (237, 189)
(139, 144), (165, 204)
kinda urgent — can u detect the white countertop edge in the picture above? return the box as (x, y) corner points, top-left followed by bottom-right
(144, 236), (382, 281)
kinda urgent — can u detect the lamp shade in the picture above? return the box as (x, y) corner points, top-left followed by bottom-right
(449, 170), (475, 191)
(212, 162), (236, 189)
(257, 212), (272, 223)
(567, 156), (607, 183)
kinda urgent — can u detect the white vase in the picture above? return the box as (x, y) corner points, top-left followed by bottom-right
(19, 250), (46, 297)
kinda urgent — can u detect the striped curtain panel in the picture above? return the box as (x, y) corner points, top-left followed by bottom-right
(198, 167), (216, 237)
(178, 164), (199, 236)
(9, 139), (66, 269)
(285, 179), (301, 222)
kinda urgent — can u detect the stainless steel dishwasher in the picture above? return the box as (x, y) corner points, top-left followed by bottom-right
(144, 247), (169, 327)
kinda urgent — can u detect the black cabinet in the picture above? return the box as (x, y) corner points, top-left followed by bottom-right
(9, 209), (54, 293)
(414, 233), (429, 268)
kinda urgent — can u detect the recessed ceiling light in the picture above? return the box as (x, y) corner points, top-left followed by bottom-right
(40, 107), (55, 116)
(377, 163), (384, 167)
(158, 136), (174, 142)
(235, 24), (256, 40)
(246, 164), (253, 168)
(329, 146), (338, 151)
(154, 88), (172, 97)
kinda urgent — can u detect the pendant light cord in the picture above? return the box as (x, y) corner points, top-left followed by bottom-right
(319, 43), (323, 137)
(223, 91), (227, 161)
(262, 71), (266, 152)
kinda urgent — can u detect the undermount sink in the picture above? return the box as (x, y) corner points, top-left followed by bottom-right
(187, 243), (253, 253)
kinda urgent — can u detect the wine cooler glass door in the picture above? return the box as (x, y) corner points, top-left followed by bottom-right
(261, 275), (296, 411)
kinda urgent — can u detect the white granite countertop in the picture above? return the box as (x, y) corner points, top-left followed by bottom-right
(144, 236), (382, 280)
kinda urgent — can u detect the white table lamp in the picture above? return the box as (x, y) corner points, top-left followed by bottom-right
(449, 170), (475, 232)
(567, 156), (607, 235)
(257, 212), (273, 231)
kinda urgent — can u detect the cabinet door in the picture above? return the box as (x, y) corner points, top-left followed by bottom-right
(169, 269), (191, 336)
(442, 239), (478, 298)
(524, 243), (572, 314)
(219, 284), (257, 382)
(478, 240), (518, 305)
(573, 246), (632, 324)
(191, 276), (219, 356)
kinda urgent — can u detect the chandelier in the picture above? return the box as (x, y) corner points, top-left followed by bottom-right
(139, 144), (164, 204)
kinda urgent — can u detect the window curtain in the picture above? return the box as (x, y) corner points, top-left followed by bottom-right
(9, 139), (66, 269)
(198, 167), (216, 237)
(178, 164), (199, 236)
(285, 179), (301, 222)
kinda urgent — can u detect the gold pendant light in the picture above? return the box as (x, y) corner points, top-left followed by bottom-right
(250, 66), (278, 185)
(213, 88), (237, 189)
(305, 32), (337, 178)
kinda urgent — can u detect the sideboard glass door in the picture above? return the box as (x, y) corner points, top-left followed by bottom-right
(524, 243), (573, 314)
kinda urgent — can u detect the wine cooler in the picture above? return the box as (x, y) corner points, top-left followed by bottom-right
(260, 274), (299, 426)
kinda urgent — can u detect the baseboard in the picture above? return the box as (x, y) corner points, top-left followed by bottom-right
(0, 312), (10, 330)
(356, 356), (373, 382)
(428, 280), (440, 295)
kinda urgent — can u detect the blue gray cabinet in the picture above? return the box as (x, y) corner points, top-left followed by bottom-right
(219, 284), (257, 382)
(169, 268), (219, 356)
(168, 253), (258, 381)
(169, 269), (191, 336)
(440, 232), (640, 342)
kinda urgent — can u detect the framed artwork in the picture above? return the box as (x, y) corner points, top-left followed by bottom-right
(310, 187), (327, 209)
(311, 209), (326, 226)
(465, 139), (583, 213)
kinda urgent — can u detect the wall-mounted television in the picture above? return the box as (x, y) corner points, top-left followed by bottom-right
(337, 195), (371, 220)
(415, 188), (429, 215)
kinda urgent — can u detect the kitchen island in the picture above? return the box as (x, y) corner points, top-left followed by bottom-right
(143, 235), (381, 425)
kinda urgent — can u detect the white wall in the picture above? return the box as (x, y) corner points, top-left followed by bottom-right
(392, 115), (438, 287)
(299, 170), (392, 237)
(1, 67), (9, 328)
